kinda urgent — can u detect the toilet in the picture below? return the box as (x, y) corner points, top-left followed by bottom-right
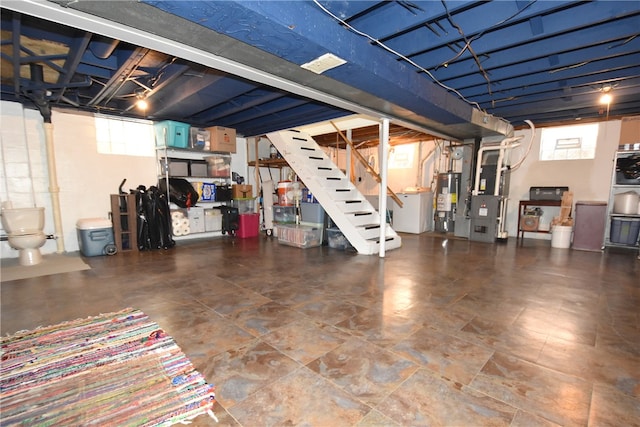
(1, 205), (47, 266)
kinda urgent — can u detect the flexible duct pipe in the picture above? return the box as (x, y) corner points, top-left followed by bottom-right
(509, 120), (536, 171)
(43, 122), (65, 253)
(473, 136), (522, 196)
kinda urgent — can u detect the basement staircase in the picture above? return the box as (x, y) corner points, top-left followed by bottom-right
(266, 129), (402, 255)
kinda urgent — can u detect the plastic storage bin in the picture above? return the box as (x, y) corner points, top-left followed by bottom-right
(238, 213), (259, 238)
(76, 218), (117, 256)
(273, 205), (296, 223)
(205, 154), (231, 178)
(188, 207), (206, 234)
(301, 202), (325, 223)
(232, 198), (256, 214)
(189, 127), (210, 150)
(327, 227), (353, 250)
(154, 120), (190, 148)
(610, 218), (640, 245)
(204, 209), (222, 232)
(276, 224), (322, 248)
(189, 160), (208, 177)
(160, 158), (189, 176)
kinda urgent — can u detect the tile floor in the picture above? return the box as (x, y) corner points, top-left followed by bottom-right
(1, 233), (639, 426)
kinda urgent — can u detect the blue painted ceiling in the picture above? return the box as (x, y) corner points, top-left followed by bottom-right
(1, 1), (639, 141)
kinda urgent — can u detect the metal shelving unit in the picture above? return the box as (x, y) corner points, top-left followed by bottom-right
(602, 149), (640, 259)
(156, 146), (232, 240)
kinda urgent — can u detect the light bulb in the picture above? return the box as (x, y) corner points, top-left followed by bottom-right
(136, 99), (148, 110)
(599, 93), (612, 105)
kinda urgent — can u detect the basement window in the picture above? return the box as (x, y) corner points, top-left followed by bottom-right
(95, 115), (155, 157)
(539, 123), (598, 161)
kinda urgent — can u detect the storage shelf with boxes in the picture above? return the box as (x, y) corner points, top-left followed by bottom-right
(153, 119), (238, 242)
(603, 117), (639, 257)
(603, 148), (640, 254)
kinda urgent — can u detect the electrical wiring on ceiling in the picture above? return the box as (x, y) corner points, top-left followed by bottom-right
(311, 0), (483, 111)
(437, 0), (537, 71)
(440, 0), (492, 95)
(313, 0), (540, 114)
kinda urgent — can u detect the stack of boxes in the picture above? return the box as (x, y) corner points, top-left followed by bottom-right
(233, 184), (258, 238)
(273, 186), (326, 248)
(153, 120), (237, 153)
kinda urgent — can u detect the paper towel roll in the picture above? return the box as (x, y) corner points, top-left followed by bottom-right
(182, 226), (190, 235)
(172, 219), (182, 228)
(173, 226), (184, 236)
(181, 218), (189, 227)
(171, 211), (184, 220)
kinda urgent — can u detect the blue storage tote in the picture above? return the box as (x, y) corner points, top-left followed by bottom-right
(610, 218), (640, 245)
(154, 120), (190, 148)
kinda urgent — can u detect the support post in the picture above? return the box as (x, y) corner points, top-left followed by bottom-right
(379, 118), (389, 258)
(346, 129), (352, 183)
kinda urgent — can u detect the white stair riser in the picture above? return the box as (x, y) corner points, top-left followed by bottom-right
(359, 227), (382, 239)
(319, 178), (350, 189)
(347, 213), (378, 226)
(329, 190), (360, 201)
(337, 201), (368, 213)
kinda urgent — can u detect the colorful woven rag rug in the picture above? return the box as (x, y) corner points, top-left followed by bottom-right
(0, 308), (216, 426)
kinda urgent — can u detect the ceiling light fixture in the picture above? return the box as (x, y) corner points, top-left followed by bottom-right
(136, 98), (148, 110)
(599, 86), (612, 120)
(599, 93), (612, 105)
(301, 53), (346, 74)
(135, 91), (148, 111)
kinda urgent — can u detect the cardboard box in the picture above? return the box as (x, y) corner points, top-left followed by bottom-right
(619, 116), (640, 146)
(232, 184), (253, 199)
(208, 126), (237, 153)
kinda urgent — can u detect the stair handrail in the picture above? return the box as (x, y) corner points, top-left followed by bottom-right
(330, 122), (403, 208)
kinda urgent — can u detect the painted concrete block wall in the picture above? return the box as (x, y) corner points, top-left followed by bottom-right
(505, 120), (621, 239)
(1, 101), (247, 259)
(0, 103), (54, 259)
(51, 109), (157, 254)
(1, 102), (157, 257)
